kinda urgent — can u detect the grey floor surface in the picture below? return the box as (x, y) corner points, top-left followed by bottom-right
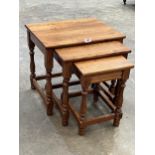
(19, 0), (135, 155)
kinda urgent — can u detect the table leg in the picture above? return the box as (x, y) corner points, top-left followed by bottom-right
(27, 31), (36, 89)
(44, 51), (53, 116)
(62, 64), (72, 126)
(79, 82), (89, 135)
(113, 79), (126, 126)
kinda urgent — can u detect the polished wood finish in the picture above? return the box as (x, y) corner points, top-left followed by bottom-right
(56, 41), (131, 62)
(55, 42), (131, 127)
(74, 56), (133, 76)
(26, 18), (125, 48)
(25, 18), (127, 117)
(72, 56), (134, 135)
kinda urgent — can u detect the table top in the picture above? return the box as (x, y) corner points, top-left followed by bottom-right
(55, 41), (131, 62)
(25, 18), (126, 49)
(74, 56), (134, 76)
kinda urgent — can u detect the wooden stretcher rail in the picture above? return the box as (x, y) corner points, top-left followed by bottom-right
(69, 103), (81, 125)
(32, 78), (64, 117)
(53, 80), (80, 89)
(98, 83), (114, 101)
(53, 93), (63, 116)
(69, 101), (115, 127)
(33, 79), (47, 106)
(98, 90), (116, 111)
(102, 82), (110, 89)
(36, 72), (62, 80)
(85, 113), (115, 126)
(68, 88), (94, 98)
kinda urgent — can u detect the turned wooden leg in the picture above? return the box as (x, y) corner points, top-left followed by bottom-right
(44, 51), (53, 116)
(62, 76), (71, 126)
(109, 80), (116, 94)
(62, 64), (71, 126)
(79, 83), (89, 135)
(113, 79), (126, 126)
(27, 31), (36, 89)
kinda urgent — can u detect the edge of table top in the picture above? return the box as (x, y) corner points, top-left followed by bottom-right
(55, 41), (131, 62)
(25, 18), (126, 49)
(74, 56), (134, 76)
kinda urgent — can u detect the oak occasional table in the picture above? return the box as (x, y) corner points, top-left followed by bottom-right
(25, 18), (126, 116)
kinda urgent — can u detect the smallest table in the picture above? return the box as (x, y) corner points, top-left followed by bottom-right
(72, 56), (134, 135)
(54, 41), (131, 126)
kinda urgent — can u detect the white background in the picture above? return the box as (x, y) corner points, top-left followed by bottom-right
(0, 0), (155, 154)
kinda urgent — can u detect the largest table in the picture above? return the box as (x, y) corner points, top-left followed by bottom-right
(25, 18), (126, 116)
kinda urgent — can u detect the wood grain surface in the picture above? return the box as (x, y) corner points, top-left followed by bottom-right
(25, 18), (125, 48)
(55, 41), (131, 62)
(74, 56), (134, 76)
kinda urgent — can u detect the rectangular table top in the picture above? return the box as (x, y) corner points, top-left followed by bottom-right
(55, 41), (131, 62)
(25, 18), (126, 49)
(74, 56), (134, 76)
